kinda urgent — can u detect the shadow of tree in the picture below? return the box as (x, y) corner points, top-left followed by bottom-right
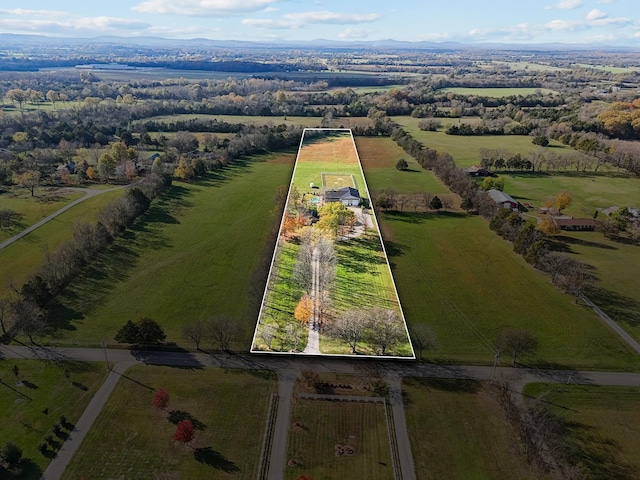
(587, 286), (640, 327)
(167, 410), (206, 430)
(0, 458), (42, 480)
(193, 447), (239, 472)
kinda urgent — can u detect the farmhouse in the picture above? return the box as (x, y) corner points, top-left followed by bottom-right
(486, 189), (518, 210)
(324, 186), (360, 207)
(464, 165), (492, 177)
(552, 217), (596, 231)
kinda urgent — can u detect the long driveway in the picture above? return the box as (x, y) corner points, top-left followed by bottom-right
(3, 345), (640, 480)
(0, 186), (124, 252)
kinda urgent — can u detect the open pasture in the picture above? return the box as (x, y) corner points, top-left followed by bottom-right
(138, 113), (322, 128)
(392, 115), (570, 168)
(403, 378), (537, 480)
(48, 153), (295, 347)
(524, 383), (640, 479)
(355, 136), (449, 194)
(437, 87), (559, 97)
(0, 360), (107, 479)
(62, 365), (276, 480)
(0, 188), (84, 242)
(285, 398), (394, 480)
(321, 173), (356, 190)
(0, 188), (124, 298)
(378, 211), (640, 369)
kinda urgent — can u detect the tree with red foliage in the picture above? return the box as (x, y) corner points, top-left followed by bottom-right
(152, 388), (170, 411)
(174, 419), (194, 445)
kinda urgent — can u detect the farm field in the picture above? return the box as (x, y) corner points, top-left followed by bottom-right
(0, 189), (124, 298)
(285, 398), (393, 480)
(573, 63), (640, 73)
(437, 87), (559, 97)
(62, 365), (276, 480)
(391, 115), (571, 168)
(524, 383), (640, 479)
(486, 61), (570, 72)
(0, 360), (107, 480)
(0, 188), (84, 242)
(403, 378), (538, 480)
(378, 211), (640, 370)
(355, 136), (449, 195)
(48, 153), (295, 347)
(252, 130), (412, 357)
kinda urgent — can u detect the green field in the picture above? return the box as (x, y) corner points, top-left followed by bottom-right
(487, 61), (569, 72)
(62, 365), (276, 480)
(403, 378), (537, 480)
(0, 188), (84, 242)
(378, 211), (640, 369)
(0, 360), (107, 480)
(0, 189), (124, 298)
(524, 383), (640, 479)
(138, 113), (322, 128)
(391, 115), (571, 168)
(48, 153), (295, 347)
(437, 87), (559, 97)
(574, 63), (640, 74)
(355, 136), (449, 194)
(285, 399), (393, 480)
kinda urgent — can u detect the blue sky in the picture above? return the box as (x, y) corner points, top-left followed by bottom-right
(0, 0), (638, 45)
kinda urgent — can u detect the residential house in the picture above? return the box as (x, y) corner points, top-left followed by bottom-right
(552, 217), (596, 231)
(324, 187), (360, 207)
(464, 165), (492, 177)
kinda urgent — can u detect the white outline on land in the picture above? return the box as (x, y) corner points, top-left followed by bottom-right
(250, 128), (415, 359)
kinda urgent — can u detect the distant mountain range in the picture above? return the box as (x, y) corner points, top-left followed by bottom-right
(1, 33), (638, 52)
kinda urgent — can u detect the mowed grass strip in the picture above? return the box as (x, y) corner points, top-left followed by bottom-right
(297, 132), (358, 164)
(403, 378), (538, 480)
(0, 189), (125, 298)
(62, 365), (276, 480)
(379, 211), (640, 369)
(355, 136), (449, 194)
(285, 399), (393, 480)
(0, 360), (107, 479)
(50, 154), (295, 347)
(524, 383), (640, 479)
(391, 115), (571, 168)
(437, 87), (559, 97)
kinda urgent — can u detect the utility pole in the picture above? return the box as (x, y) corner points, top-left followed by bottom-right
(101, 341), (110, 371)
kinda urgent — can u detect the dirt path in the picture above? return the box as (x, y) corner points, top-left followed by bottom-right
(303, 247), (321, 354)
(0, 186), (124, 252)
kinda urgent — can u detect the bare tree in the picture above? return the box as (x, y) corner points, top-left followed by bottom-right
(409, 324), (438, 360)
(0, 297), (12, 337)
(11, 299), (47, 343)
(182, 319), (206, 350)
(259, 323), (277, 350)
(495, 329), (539, 365)
(15, 170), (41, 197)
(563, 261), (592, 304)
(206, 316), (238, 351)
(539, 252), (574, 285)
(367, 308), (405, 355)
(328, 310), (367, 354)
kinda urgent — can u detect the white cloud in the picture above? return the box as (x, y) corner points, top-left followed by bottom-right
(338, 27), (373, 39)
(586, 9), (607, 20)
(132, 0), (279, 16)
(544, 19), (585, 31)
(556, 0), (583, 9)
(0, 16), (151, 34)
(598, 0), (614, 3)
(243, 10), (380, 29)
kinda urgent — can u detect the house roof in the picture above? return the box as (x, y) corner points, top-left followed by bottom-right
(487, 189), (517, 205)
(325, 187), (360, 202)
(552, 218), (596, 227)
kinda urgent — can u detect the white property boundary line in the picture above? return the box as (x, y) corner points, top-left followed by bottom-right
(250, 128), (416, 360)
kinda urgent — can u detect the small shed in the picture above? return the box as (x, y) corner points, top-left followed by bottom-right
(487, 189), (518, 210)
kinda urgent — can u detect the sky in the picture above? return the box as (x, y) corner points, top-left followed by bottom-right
(0, 0), (638, 45)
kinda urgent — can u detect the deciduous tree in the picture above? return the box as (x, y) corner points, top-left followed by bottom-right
(205, 315), (238, 351)
(495, 329), (539, 365)
(410, 324), (437, 360)
(15, 170), (41, 196)
(367, 308), (405, 355)
(174, 419), (194, 445)
(294, 294), (313, 325)
(328, 310), (367, 354)
(152, 388), (170, 411)
(395, 158), (409, 171)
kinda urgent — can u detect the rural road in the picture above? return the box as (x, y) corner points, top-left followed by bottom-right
(303, 247), (320, 354)
(0, 186), (124, 252)
(3, 345), (640, 480)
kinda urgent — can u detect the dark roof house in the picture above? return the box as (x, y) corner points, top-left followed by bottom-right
(324, 187), (360, 207)
(552, 217), (596, 231)
(487, 189), (518, 210)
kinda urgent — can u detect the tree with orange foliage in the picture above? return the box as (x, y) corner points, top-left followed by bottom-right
(539, 216), (560, 236)
(86, 166), (96, 180)
(555, 191), (572, 211)
(294, 294), (313, 325)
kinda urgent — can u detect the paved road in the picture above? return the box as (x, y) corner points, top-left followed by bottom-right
(4, 345), (640, 480)
(580, 293), (640, 354)
(0, 186), (124, 252)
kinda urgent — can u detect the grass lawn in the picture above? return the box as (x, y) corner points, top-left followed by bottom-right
(403, 378), (538, 480)
(437, 87), (559, 97)
(0, 188), (85, 242)
(49, 153), (295, 347)
(378, 211), (640, 370)
(285, 398), (393, 480)
(355, 136), (449, 195)
(0, 189), (124, 298)
(524, 383), (640, 479)
(0, 360), (107, 480)
(391, 115), (571, 168)
(62, 365), (276, 480)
